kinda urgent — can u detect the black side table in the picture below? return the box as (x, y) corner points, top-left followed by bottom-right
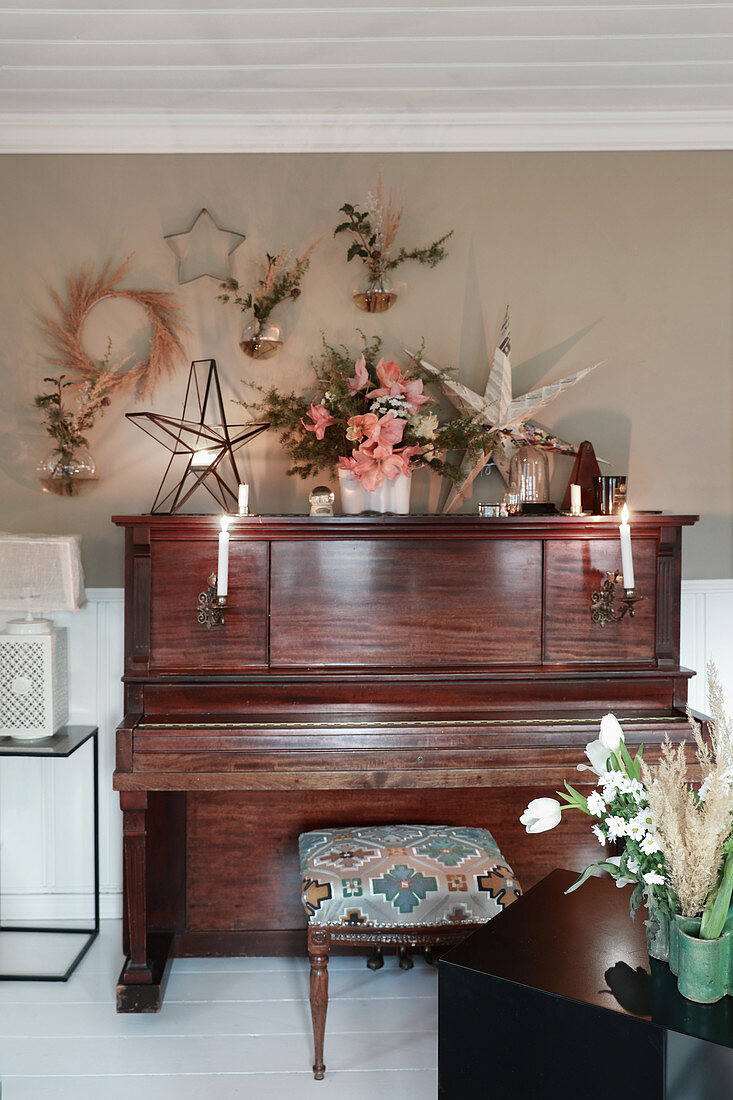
(0, 725), (99, 981)
(439, 868), (733, 1100)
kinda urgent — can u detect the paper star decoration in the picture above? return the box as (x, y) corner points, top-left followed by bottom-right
(407, 308), (604, 513)
(164, 208), (246, 284)
(126, 358), (269, 514)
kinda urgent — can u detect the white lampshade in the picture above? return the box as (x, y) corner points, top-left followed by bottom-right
(0, 534), (86, 614)
(0, 536), (84, 740)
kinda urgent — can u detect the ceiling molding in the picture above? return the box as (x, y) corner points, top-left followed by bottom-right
(2, 109), (733, 152)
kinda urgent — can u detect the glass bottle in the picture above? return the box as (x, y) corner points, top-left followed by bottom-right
(352, 272), (397, 314)
(509, 445), (549, 504)
(240, 320), (283, 360)
(37, 448), (98, 497)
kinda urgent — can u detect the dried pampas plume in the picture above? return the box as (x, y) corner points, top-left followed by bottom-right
(641, 661), (733, 918)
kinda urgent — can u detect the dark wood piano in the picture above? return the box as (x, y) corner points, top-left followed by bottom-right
(112, 512), (697, 1011)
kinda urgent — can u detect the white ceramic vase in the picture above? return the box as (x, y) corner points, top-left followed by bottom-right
(338, 469), (411, 515)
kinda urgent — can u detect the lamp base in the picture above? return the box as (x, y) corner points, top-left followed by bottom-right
(0, 626), (68, 738)
(5, 616), (53, 635)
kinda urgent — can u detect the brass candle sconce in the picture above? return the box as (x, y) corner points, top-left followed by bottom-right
(591, 571), (643, 627)
(197, 573), (227, 629)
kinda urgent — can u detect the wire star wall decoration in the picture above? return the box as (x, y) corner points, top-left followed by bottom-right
(407, 307), (604, 513)
(164, 208), (246, 284)
(126, 358), (269, 514)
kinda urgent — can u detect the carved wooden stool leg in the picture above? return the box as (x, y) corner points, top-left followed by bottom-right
(308, 927), (330, 1080)
(398, 945), (413, 970)
(366, 945), (384, 970)
(423, 946), (438, 967)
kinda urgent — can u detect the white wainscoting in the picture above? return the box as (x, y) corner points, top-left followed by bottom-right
(0, 590), (124, 921)
(680, 580), (733, 714)
(2, 580), (732, 920)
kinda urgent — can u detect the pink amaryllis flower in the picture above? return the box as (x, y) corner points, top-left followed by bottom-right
(302, 402), (337, 440)
(346, 353), (370, 395)
(340, 441), (420, 491)
(370, 359), (430, 414)
(345, 412), (378, 443)
(346, 411), (406, 447)
(363, 411), (406, 447)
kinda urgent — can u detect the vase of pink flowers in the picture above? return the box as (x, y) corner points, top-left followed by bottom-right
(338, 466), (412, 514)
(246, 334), (490, 513)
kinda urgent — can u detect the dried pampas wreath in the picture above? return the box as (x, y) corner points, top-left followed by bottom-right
(40, 256), (187, 398)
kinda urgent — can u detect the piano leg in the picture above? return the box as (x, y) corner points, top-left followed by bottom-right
(308, 926), (331, 1079)
(120, 791), (151, 982)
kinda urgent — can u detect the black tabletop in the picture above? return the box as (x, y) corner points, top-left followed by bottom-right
(443, 868), (733, 1050)
(0, 725), (97, 758)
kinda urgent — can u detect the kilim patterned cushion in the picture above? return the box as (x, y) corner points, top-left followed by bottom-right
(299, 824), (521, 928)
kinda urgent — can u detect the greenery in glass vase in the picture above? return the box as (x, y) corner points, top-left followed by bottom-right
(219, 241), (319, 326)
(244, 333), (496, 487)
(334, 170), (452, 285)
(34, 346), (115, 471)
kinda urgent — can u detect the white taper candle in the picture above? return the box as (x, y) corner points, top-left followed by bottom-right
(238, 483), (249, 514)
(217, 516), (230, 598)
(619, 503), (634, 590)
(570, 484), (582, 513)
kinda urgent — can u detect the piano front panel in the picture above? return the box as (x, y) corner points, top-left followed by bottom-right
(182, 786), (601, 933)
(269, 538), (543, 667)
(543, 538), (659, 663)
(149, 537), (269, 670)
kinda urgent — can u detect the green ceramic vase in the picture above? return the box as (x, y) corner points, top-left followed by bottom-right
(669, 915), (733, 1004)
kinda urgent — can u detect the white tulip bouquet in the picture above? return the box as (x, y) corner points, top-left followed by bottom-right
(520, 714), (677, 920)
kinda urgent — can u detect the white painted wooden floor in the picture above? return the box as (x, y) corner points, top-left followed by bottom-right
(0, 920), (438, 1099)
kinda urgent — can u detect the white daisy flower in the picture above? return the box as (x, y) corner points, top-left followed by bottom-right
(643, 871), (666, 886)
(592, 824), (606, 845)
(640, 833), (662, 855)
(605, 815), (628, 840)
(586, 790), (607, 818)
(627, 779), (646, 801)
(627, 811), (650, 839)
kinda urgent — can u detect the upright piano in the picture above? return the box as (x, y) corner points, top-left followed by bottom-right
(112, 512), (697, 1010)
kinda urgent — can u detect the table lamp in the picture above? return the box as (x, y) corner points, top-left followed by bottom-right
(0, 534), (86, 740)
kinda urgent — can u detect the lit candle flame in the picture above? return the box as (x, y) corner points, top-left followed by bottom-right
(621, 503), (629, 524)
(220, 515), (230, 533)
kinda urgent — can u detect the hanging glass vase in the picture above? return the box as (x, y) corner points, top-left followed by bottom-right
(509, 445), (550, 504)
(37, 447), (98, 497)
(352, 272), (397, 314)
(239, 320), (283, 360)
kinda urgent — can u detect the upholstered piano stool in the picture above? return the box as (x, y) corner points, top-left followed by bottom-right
(299, 823), (521, 1079)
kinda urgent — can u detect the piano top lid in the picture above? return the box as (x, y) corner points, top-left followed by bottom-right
(112, 513), (699, 537)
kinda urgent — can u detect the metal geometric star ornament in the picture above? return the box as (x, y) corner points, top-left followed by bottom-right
(406, 307), (605, 513)
(164, 208), (246, 284)
(126, 358), (269, 514)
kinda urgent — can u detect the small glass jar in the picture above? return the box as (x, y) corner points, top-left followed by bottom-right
(309, 485), (335, 516)
(240, 320), (283, 360)
(509, 445), (549, 504)
(352, 273), (398, 314)
(477, 503), (502, 518)
(37, 448), (98, 497)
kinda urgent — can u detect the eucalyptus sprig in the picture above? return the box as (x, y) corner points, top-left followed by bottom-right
(334, 171), (452, 284)
(219, 241), (319, 327)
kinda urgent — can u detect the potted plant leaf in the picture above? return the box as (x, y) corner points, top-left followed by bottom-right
(219, 241), (319, 360)
(334, 171), (452, 313)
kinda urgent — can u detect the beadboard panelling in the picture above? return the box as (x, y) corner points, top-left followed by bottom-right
(0, 590), (124, 921)
(1, 2), (733, 151)
(680, 580), (733, 713)
(1, 579), (731, 920)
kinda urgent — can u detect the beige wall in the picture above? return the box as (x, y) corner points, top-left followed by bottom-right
(0, 152), (730, 586)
